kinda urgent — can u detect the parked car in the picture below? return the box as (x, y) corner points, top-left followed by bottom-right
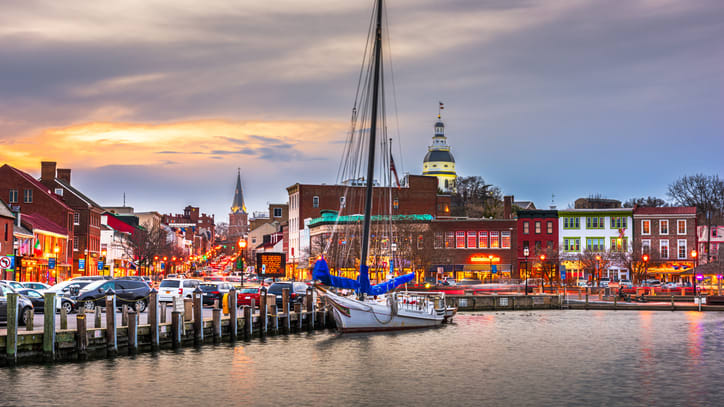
(619, 279), (633, 288)
(200, 282), (233, 306)
(643, 279), (662, 287)
(576, 279), (589, 287)
(662, 282), (680, 289)
(158, 278), (201, 303)
(0, 283), (35, 325)
(267, 282), (312, 309)
(21, 282), (51, 291)
(45, 279), (93, 299)
(76, 279), (151, 312)
(17, 288), (75, 314)
(117, 276), (152, 285)
(0, 280), (25, 291)
(237, 287), (263, 307)
(72, 275), (112, 281)
(599, 278), (611, 288)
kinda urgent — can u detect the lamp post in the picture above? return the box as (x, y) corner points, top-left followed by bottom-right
(595, 254), (601, 286)
(691, 249), (698, 295)
(540, 254), (546, 290)
(523, 247), (530, 295)
(52, 244), (59, 284)
(488, 254), (494, 283)
(84, 248), (89, 277)
(238, 239), (247, 287)
(642, 254), (649, 284)
(101, 249), (107, 277)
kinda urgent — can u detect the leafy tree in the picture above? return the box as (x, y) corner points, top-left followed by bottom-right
(668, 174), (724, 261)
(450, 176), (503, 218)
(623, 196), (669, 208)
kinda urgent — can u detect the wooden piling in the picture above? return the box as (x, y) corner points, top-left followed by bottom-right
(60, 306), (68, 330)
(585, 288), (589, 310)
(294, 303), (302, 331)
(128, 310), (138, 353)
(171, 311), (182, 348)
(105, 290), (117, 356)
(149, 289), (159, 350)
(121, 304), (129, 327)
(283, 290), (291, 334)
(671, 296), (675, 311)
(306, 287), (314, 331)
(614, 293), (618, 310)
(160, 301), (167, 324)
(193, 287), (203, 345)
(94, 306), (101, 328)
(270, 304), (278, 334)
(77, 313), (87, 358)
(228, 287), (237, 341)
(6, 293), (18, 364)
(43, 292), (56, 361)
(212, 308), (221, 343)
(259, 288), (267, 336)
(183, 298), (193, 322)
(26, 309), (34, 332)
(243, 305), (252, 340)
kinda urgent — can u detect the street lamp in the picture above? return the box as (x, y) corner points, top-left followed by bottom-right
(523, 247), (530, 296)
(84, 248), (89, 277)
(101, 249), (107, 277)
(691, 249), (698, 295)
(52, 244), (60, 284)
(488, 254), (494, 283)
(540, 254), (546, 289)
(595, 255), (601, 285)
(238, 239), (248, 286)
(642, 254), (649, 284)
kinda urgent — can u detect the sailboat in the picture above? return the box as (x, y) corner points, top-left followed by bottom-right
(312, 0), (456, 333)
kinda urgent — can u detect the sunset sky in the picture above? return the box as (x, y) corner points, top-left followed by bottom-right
(1, 0), (722, 220)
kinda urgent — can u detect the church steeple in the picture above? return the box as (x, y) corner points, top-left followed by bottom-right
(231, 168), (247, 214)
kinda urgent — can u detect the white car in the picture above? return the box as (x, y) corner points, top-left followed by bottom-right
(158, 278), (201, 303)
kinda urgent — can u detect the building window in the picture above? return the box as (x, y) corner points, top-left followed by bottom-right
(563, 238), (580, 252)
(501, 231), (511, 249)
(23, 189), (33, 203)
(490, 231), (500, 248)
(273, 208), (282, 217)
(340, 196), (346, 208)
(9, 189), (18, 203)
(434, 232), (443, 249)
(586, 217), (604, 229)
(54, 188), (64, 196)
(610, 217), (627, 229)
(610, 237), (628, 252)
(547, 221), (553, 234)
(659, 220), (669, 235)
(478, 231), (488, 249)
(445, 232), (454, 249)
(417, 234), (424, 249)
(456, 232), (465, 249)
(660, 240), (669, 259)
(466, 231), (477, 248)
(547, 241), (554, 249)
(534, 241), (542, 253)
(73, 236), (79, 250)
(586, 237), (605, 252)
(677, 220), (686, 235)
(523, 222), (529, 234)
(73, 213), (80, 225)
(678, 240), (687, 259)
(535, 221), (541, 234)
(522, 241), (529, 253)
(312, 196), (319, 208)
(393, 198), (399, 210)
(641, 220), (651, 235)
(642, 239), (651, 254)
(563, 217), (580, 229)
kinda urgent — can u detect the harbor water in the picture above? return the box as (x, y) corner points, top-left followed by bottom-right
(2, 310), (724, 406)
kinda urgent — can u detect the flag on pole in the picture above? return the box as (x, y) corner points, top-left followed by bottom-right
(390, 154), (401, 189)
(439, 101), (444, 110)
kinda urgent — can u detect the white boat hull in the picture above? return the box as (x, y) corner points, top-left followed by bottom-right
(323, 289), (454, 333)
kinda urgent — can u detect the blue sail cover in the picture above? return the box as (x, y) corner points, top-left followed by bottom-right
(312, 259), (413, 295)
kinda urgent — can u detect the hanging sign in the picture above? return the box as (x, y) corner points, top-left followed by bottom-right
(79, 258), (86, 271)
(48, 257), (56, 269)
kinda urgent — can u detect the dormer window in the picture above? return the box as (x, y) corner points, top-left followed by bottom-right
(55, 188), (64, 196)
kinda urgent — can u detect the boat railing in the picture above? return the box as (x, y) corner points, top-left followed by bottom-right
(397, 291), (445, 313)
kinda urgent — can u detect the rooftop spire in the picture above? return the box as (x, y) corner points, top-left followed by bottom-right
(231, 169), (247, 214)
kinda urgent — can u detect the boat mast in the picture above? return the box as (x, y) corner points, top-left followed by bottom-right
(360, 0), (384, 290)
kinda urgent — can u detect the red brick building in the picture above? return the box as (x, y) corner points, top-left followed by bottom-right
(0, 164), (75, 281)
(0, 199), (14, 258)
(287, 174), (451, 269)
(163, 206), (216, 255)
(633, 206), (698, 282)
(516, 209), (558, 276)
(38, 162), (104, 276)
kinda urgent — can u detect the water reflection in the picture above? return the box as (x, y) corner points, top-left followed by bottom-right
(2, 311), (724, 406)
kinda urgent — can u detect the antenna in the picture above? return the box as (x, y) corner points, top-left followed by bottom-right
(123, 192), (126, 207)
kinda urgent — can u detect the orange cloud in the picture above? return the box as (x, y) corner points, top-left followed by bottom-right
(0, 119), (347, 172)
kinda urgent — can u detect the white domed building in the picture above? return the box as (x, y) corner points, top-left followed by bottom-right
(422, 117), (457, 193)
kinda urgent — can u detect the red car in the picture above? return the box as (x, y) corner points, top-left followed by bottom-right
(237, 287), (262, 307)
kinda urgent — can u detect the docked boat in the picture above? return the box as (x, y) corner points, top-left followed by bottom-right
(312, 0), (456, 333)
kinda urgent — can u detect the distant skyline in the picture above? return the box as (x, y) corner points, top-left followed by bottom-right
(1, 0), (722, 220)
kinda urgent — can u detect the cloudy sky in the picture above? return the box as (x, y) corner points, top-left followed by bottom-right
(1, 0), (722, 220)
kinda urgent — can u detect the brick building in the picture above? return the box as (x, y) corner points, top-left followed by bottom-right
(38, 162), (104, 276)
(0, 199), (14, 257)
(287, 174), (451, 271)
(163, 206), (215, 255)
(0, 164), (75, 281)
(633, 206), (698, 282)
(516, 209), (558, 277)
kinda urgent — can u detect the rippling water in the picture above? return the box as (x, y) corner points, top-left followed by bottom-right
(3, 311), (724, 406)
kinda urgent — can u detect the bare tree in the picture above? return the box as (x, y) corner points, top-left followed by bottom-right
(536, 247), (560, 289)
(612, 246), (659, 284)
(576, 249), (615, 284)
(668, 174), (724, 262)
(623, 196), (669, 208)
(450, 176), (503, 218)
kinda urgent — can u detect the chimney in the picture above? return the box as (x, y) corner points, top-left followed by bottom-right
(503, 195), (513, 220)
(57, 168), (71, 184)
(41, 161), (57, 182)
